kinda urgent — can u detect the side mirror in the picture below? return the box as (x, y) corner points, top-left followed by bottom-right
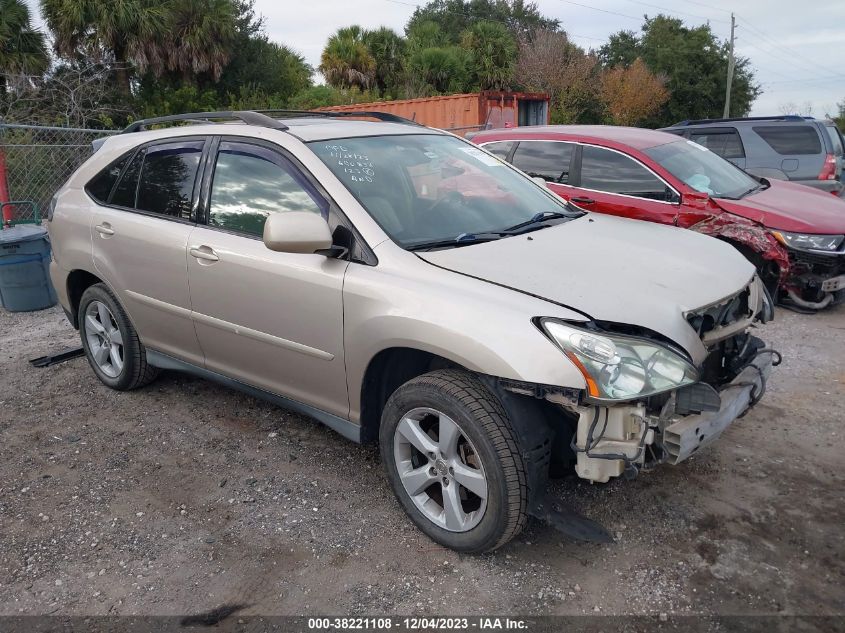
(262, 212), (333, 254)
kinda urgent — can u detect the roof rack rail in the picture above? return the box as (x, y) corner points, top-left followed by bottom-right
(256, 109), (422, 126)
(121, 110), (289, 134)
(671, 115), (807, 126)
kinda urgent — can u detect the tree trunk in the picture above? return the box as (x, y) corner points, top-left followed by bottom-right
(113, 44), (132, 99)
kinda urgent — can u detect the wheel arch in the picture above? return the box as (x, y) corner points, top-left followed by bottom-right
(688, 214), (790, 294)
(357, 343), (576, 480)
(718, 237), (784, 296)
(66, 269), (105, 329)
(359, 347), (466, 443)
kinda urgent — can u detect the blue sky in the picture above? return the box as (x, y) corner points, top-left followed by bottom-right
(24, 0), (845, 118)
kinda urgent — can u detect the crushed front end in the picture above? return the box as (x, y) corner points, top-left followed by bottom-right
(545, 277), (779, 484)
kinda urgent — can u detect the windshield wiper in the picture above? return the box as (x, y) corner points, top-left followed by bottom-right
(501, 210), (574, 234)
(406, 211), (579, 252)
(406, 233), (503, 252)
(737, 184), (763, 198)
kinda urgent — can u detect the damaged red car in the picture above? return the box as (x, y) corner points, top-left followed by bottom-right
(471, 126), (845, 310)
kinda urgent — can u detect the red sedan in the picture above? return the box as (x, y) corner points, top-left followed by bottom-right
(471, 125), (845, 310)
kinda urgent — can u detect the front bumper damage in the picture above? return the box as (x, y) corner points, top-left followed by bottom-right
(783, 248), (845, 310)
(491, 281), (777, 541)
(687, 212), (845, 310)
(571, 351), (775, 484)
(662, 353), (772, 464)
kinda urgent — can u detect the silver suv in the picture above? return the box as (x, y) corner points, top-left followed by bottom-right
(48, 110), (777, 552)
(661, 115), (844, 195)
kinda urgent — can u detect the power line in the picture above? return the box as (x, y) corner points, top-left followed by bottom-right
(764, 83), (845, 95)
(764, 76), (845, 85)
(735, 28), (845, 82)
(617, 0), (730, 24)
(726, 19), (845, 81)
(675, 0), (732, 14)
(568, 34), (607, 43)
(553, 0), (643, 22)
(735, 15), (845, 77)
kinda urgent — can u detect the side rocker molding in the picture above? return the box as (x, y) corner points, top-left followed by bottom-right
(145, 350), (362, 443)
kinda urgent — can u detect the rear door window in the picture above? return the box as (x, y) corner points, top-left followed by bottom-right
(511, 141), (574, 183)
(579, 145), (672, 201)
(689, 129), (745, 159)
(752, 125), (822, 155)
(135, 141), (204, 219)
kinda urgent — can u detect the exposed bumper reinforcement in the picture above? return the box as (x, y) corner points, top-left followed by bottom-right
(821, 273), (845, 294)
(662, 352), (774, 464)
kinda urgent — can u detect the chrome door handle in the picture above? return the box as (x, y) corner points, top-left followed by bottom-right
(94, 223), (114, 236)
(189, 246), (219, 262)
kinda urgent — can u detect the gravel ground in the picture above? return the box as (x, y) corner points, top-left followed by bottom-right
(0, 303), (843, 618)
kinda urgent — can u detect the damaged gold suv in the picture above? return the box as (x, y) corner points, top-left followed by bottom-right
(48, 111), (778, 552)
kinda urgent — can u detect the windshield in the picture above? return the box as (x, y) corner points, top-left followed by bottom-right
(309, 134), (579, 248)
(645, 139), (760, 199)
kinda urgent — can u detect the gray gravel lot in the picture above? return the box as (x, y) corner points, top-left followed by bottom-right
(0, 303), (843, 617)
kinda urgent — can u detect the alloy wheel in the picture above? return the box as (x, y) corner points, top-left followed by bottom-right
(393, 407), (488, 532)
(84, 300), (124, 378)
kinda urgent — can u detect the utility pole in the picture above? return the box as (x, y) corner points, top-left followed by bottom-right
(723, 13), (736, 118)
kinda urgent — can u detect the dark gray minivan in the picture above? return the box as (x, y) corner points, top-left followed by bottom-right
(661, 116), (844, 195)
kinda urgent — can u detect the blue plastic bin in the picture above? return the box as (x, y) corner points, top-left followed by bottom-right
(0, 225), (58, 312)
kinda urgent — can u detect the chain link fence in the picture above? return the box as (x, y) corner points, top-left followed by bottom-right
(0, 123), (117, 225)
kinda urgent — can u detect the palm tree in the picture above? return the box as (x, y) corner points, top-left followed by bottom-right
(40, 0), (168, 97)
(363, 27), (405, 97)
(0, 0), (49, 96)
(157, 0), (236, 84)
(461, 21), (517, 91)
(319, 26), (375, 90)
(407, 46), (468, 96)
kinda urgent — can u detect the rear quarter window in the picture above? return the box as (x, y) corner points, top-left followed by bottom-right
(110, 150), (145, 208)
(824, 125), (844, 156)
(85, 154), (130, 204)
(752, 125), (822, 155)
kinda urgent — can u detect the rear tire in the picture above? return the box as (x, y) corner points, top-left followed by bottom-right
(379, 370), (528, 552)
(78, 283), (159, 391)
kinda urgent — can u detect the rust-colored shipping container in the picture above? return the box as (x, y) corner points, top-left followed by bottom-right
(318, 91), (549, 135)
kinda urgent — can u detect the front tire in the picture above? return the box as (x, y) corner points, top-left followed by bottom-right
(78, 283), (159, 390)
(379, 370), (528, 552)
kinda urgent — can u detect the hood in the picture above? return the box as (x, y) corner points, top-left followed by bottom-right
(418, 213), (756, 363)
(713, 179), (845, 234)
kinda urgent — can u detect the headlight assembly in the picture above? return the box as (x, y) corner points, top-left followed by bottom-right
(541, 319), (699, 402)
(772, 231), (844, 253)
